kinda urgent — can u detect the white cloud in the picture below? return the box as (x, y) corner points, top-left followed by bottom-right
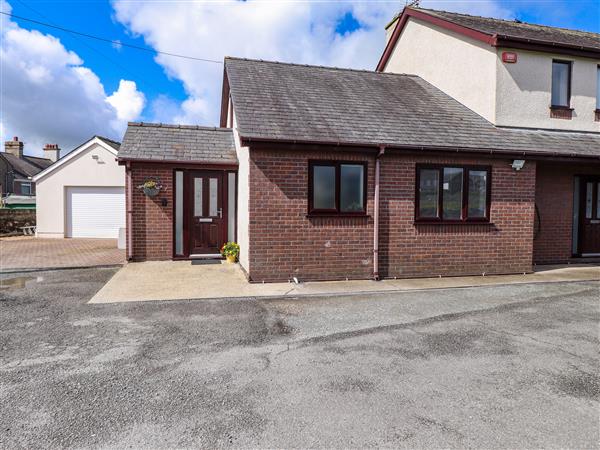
(0, 0), (145, 156)
(112, 0), (399, 125)
(107, 79), (146, 123)
(112, 0), (512, 127)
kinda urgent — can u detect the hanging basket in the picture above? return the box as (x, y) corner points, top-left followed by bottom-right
(138, 178), (162, 197)
(142, 186), (160, 197)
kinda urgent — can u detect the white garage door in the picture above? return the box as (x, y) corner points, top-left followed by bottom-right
(66, 187), (125, 238)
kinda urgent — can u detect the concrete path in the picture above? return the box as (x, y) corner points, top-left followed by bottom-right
(89, 260), (600, 303)
(1, 237), (125, 271)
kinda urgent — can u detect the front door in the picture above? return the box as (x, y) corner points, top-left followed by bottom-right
(189, 171), (225, 255)
(579, 177), (600, 256)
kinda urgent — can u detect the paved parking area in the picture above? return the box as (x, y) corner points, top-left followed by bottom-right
(0, 268), (598, 448)
(0, 237), (125, 271)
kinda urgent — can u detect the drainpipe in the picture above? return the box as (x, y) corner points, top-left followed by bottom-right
(126, 162), (133, 261)
(373, 145), (385, 281)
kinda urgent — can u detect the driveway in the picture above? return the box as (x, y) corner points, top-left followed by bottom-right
(1, 268), (598, 448)
(0, 237), (124, 271)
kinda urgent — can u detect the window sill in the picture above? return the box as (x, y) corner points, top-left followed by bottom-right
(549, 105), (573, 120)
(414, 220), (494, 225)
(307, 213), (370, 218)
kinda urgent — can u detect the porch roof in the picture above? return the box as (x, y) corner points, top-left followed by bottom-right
(119, 123), (237, 164)
(224, 58), (600, 161)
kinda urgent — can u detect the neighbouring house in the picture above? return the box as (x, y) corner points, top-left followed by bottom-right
(0, 137), (54, 208)
(119, 7), (600, 283)
(32, 136), (125, 239)
(378, 7), (600, 265)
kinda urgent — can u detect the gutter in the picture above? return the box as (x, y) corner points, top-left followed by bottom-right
(240, 135), (600, 162)
(373, 145), (385, 281)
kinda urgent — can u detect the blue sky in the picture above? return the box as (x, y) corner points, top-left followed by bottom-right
(2, 0), (599, 155)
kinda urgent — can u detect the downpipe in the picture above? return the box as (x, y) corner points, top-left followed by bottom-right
(126, 162), (133, 261)
(373, 145), (385, 281)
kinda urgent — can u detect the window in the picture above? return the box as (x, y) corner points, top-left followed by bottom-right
(416, 165), (491, 223)
(551, 60), (571, 108)
(309, 161), (367, 215)
(596, 66), (600, 121)
(21, 182), (32, 196)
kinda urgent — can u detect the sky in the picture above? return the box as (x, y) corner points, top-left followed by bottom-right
(1, 0), (599, 157)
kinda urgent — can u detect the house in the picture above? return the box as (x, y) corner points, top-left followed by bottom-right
(118, 8), (600, 283)
(0, 137), (54, 205)
(32, 136), (125, 239)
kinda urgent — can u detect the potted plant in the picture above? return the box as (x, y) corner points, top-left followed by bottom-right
(221, 242), (240, 263)
(138, 179), (162, 197)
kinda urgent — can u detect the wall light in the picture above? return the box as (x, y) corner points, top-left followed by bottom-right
(511, 160), (525, 171)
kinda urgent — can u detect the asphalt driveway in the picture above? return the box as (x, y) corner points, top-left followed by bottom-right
(0, 268), (598, 448)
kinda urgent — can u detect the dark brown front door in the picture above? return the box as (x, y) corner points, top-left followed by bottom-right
(579, 177), (600, 255)
(189, 171), (225, 255)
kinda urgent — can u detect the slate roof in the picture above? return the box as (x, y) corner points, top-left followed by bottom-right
(96, 135), (121, 151)
(119, 123), (237, 163)
(412, 7), (600, 52)
(225, 57), (600, 160)
(0, 152), (53, 178)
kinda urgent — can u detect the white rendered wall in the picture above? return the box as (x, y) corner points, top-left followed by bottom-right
(383, 17), (498, 123)
(495, 48), (600, 132)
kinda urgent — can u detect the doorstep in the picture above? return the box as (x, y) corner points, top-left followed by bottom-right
(88, 261), (600, 304)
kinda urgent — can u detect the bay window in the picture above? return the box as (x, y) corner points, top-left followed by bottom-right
(309, 161), (367, 215)
(416, 165), (491, 223)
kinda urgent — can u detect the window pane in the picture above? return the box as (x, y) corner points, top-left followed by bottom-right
(585, 182), (593, 219)
(597, 183), (600, 219)
(209, 178), (218, 216)
(194, 178), (203, 217)
(468, 170), (487, 218)
(228, 172), (236, 241)
(313, 165), (335, 209)
(597, 67), (600, 109)
(175, 171), (183, 255)
(443, 168), (463, 220)
(340, 164), (364, 212)
(419, 169), (439, 218)
(552, 61), (569, 107)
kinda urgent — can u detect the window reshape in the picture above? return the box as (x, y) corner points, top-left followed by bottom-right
(416, 165), (491, 223)
(309, 161), (367, 215)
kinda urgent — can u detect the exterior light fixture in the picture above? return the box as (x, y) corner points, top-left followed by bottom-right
(511, 160), (525, 171)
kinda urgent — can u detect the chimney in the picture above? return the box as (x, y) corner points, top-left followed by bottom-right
(43, 143), (61, 162)
(4, 136), (24, 158)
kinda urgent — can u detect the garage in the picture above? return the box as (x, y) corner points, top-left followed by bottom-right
(33, 136), (125, 239)
(66, 187), (125, 238)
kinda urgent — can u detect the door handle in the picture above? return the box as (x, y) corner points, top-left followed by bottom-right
(217, 208), (223, 218)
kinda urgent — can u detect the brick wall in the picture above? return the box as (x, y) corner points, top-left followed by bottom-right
(248, 148), (537, 282)
(129, 165), (173, 261)
(248, 148), (374, 282)
(379, 154), (535, 278)
(533, 162), (600, 263)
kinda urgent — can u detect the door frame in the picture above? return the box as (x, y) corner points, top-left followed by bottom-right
(576, 175), (600, 257)
(172, 167), (237, 259)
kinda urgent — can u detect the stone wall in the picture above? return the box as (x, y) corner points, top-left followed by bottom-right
(0, 209), (36, 235)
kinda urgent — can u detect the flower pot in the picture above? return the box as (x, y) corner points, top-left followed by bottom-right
(143, 187), (160, 197)
(226, 255), (237, 263)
